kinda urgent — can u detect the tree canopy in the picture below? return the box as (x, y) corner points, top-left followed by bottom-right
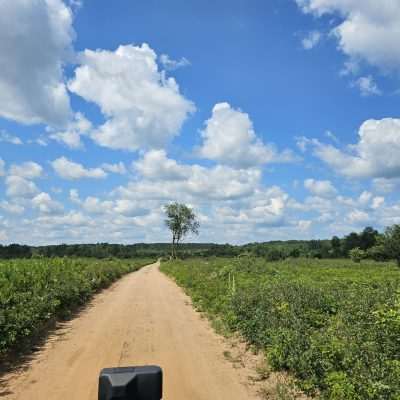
(164, 202), (200, 258)
(383, 224), (400, 266)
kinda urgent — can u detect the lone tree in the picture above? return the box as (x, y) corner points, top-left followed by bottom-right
(164, 202), (199, 259)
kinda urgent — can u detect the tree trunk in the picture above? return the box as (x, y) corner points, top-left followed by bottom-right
(171, 235), (176, 259)
(176, 238), (180, 259)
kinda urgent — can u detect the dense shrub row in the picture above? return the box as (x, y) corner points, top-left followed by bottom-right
(0, 257), (152, 354)
(161, 257), (400, 399)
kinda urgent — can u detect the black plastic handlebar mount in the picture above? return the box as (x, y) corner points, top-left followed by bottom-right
(98, 366), (163, 400)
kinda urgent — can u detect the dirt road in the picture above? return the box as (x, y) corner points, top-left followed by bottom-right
(1, 262), (259, 400)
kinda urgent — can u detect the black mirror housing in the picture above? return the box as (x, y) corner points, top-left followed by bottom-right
(99, 366), (162, 400)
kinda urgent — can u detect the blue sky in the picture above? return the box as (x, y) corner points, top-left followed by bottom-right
(0, 0), (400, 245)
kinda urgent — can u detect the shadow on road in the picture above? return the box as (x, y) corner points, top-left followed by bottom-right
(0, 300), (97, 397)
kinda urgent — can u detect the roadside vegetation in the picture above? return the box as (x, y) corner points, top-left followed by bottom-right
(161, 257), (400, 399)
(0, 257), (152, 355)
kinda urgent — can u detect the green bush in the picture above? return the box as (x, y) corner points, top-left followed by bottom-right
(0, 257), (152, 354)
(161, 257), (400, 399)
(367, 245), (390, 262)
(349, 247), (365, 263)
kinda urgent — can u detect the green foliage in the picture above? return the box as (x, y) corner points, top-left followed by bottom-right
(161, 257), (400, 399)
(349, 247), (365, 263)
(164, 202), (200, 258)
(0, 257), (151, 354)
(367, 244), (390, 262)
(0, 223), (396, 262)
(383, 224), (400, 266)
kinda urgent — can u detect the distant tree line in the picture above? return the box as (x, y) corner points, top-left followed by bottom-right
(0, 224), (399, 264)
(242, 225), (400, 265)
(0, 242), (239, 260)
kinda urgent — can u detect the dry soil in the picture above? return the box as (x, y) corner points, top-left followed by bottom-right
(0, 261), (260, 400)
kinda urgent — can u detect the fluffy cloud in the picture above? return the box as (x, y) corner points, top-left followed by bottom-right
(131, 150), (261, 201)
(371, 196), (385, 209)
(101, 162), (127, 175)
(4, 161), (42, 205)
(5, 176), (39, 198)
(32, 192), (63, 214)
(0, 0), (73, 126)
(70, 190), (114, 214)
(296, 0), (400, 72)
(187, 165), (261, 200)
(347, 209), (370, 225)
(48, 112), (92, 148)
(302, 31), (322, 50)
(372, 178), (400, 193)
(52, 157), (107, 180)
(308, 118), (400, 179)
(68, 44), (195, 151)
(37, 211), (93, 227)
(0, 201), (25, 215)
(134, 150), (190, 181)
(304, 178), (337, 197)
(211, 187), (289, 228)
(290, 185), (387, 232)
(69, 189), (149, 217)
(199, 103), (296, 168)
(9, 162), (43, 179)
(0, 131), (23, 145)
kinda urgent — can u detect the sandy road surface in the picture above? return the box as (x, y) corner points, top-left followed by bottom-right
(1, 262), (259, 400)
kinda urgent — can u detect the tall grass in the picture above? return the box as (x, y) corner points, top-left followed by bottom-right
(161, 257), (400, 399)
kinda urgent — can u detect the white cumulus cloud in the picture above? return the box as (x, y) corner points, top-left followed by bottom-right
(32, 192), (63, 214)
(9, 161), (43, 179)
(310, 118), (400, 179)
(5, 176), (39, 198)
(52, 157), (107, 180)
(296, 0), (400, 72)
(347, 209), (370, 224)
(304, 178), (337, 197)
(199, 102), (296, 168)
(48, 112), (92, 148)
(0, 0), (73, 126)
(134, 150), (190, 181)
(68, 44), (195, 151)
(101, 162), (127, 175)
(0, 201), (25, 215)
(131, 150), (261, 201)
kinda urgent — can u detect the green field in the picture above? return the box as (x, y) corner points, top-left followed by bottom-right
(161, 257), (400, 399)
(0, 257), (153, 355)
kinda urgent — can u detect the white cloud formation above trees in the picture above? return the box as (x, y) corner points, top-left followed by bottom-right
(296, 0), (400, 72)
(310, 118), (400, 179)
(51, 157), (107, 180)
(199, 103), (297, 168)
(0, 0), (73, 126)
(304, 179), (337, 198)
(68, 44), (195, 151)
